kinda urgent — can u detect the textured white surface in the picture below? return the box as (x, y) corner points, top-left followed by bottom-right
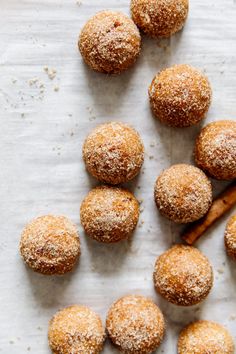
(0, 0), (236, 353)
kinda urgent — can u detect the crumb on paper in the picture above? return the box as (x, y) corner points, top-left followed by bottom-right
(27, 347), (31, 351)
(9, 341), (14, 345)
(217, 268), (224, 274)
(76, 0), (82, 5)
(43, 66), (57, 80)
(54, 85), (59, 92)
(229, 315), (236, 321)
(28, 78), (45, 101)
(149, 155), (154, 160)
(138, 220), (145, 228)
(11, 78), (17, 84)
(86, 106), (93, 114)
(28, 78), (39, 86)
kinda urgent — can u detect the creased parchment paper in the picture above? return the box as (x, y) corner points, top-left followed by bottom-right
(0, 0), (235, 352)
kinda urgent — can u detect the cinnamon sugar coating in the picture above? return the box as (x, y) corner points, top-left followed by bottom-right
(195, 120), (236, 180)
(83, 122), (144, 185)
(224, 214), (236, 261)
(178, 320), (235, 354)
(149, 64), (212, 127)
(154, 164), (212, 224)
(153, 245), (213, 306)
(131, 0), (189, 38)
(106, 295), (165, 354)
(48, 305), (105, 354)
(80, 185), (139, 243)
(79, 11), (141, 74)
(20, 215), (80, 275)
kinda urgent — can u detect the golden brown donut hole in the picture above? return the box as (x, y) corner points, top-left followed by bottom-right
(48, 305), (105, 354)
(106, 295), (165, 353)
(131, 0), (189, 38)
(80, 185), (140, 243)
(154, 164), (212, 224)
(149, 64), (212, 127)
(224, 215), (236, 261)
(178, 320), (235, 354)
(83, 122), (144, 185)
(153, 245), (214, 306)
(79, 11), (141, 74)
(20, 215), (80, 275)
(195, 120), (236, 180)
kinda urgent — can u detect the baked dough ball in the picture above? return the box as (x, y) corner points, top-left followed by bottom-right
(80, 185), (139, 243)
(131, 0), (189, 38)
(106, 295), (165, 354)
(195, 120), (236, 180)
(225, 215), (236, 261)
(83, 122), (144, 185)
(79, 11), (141, 74)
(178, 320), (235, 354)
(153, 245), (213, 306)
(149, 64), (212, 127)
(154, 164), (212, 224)
(20, 215), (80, 275)
(48, 305), (105, 354)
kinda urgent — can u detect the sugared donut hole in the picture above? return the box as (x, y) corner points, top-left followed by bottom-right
(195, 120), (236, 180)
(178, 320), (235, 354)
(80, 185), (140, 243)
(79, 11), (141, 74)
(153, 245), (214, 306)
(83, 122), (144, 185)
(149, 64), (212, 127)
(154, 164), (212, 224)
(48, 305), (105, 354)
(131, 0), (189, 38)
(19, 215), (80, 275)
(224, 215), (236, 261)
(106, 295), (165, 354)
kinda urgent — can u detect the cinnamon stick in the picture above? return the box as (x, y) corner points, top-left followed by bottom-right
(182, 181), (236, 245)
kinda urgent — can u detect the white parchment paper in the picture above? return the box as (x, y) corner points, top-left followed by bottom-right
(0, 0), (235, 353)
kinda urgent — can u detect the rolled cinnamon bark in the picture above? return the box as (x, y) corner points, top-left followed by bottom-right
(182, 182), (236, 245)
